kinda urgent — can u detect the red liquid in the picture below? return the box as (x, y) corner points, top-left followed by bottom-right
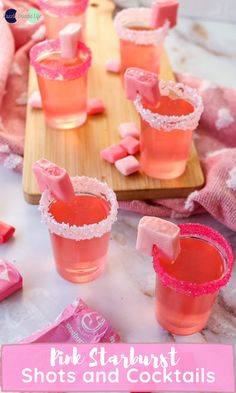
(120, 25), (163, 74)
(48, 194), (110, 283)
(156, 237), (225, 335)
(140, 95), (194, 179)
(37, 52), (87, 129)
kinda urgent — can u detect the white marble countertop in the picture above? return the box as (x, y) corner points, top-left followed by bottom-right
(0, 15), (236, 392)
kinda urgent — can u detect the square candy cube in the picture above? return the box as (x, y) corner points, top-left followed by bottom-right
(0, 260), (23, 302)
(101, 144), (127, 164)
(87, 98), (106, 115)
(151, 0), (179, 28)
(105, 59), (121, 74)
(120, 136), (140, 155)
(0, 221), (15, 244)
(118, 122), (140, 139)
(115, 155), (140, 176)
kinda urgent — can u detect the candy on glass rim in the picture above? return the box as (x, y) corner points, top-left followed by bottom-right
(0, 221), (15, 244)
(87, 98), (106, 115)
(115, 155), (140, 176)
(151, 0), (179, 29)
(118, 122), (140, 139)
(28, 90), (42, 109)
(59, 23), (82, 59)
(105, 59), (121, 74)
(120, 135), (140, 155)
(0, 260), (23, 302)
(124, 67), (160, 106)
(32, 159), (75, 202)
(101, 144), (127, 164)
(136, 216), (180, 260)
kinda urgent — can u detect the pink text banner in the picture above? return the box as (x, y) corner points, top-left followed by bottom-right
(1, 343), (234, 392)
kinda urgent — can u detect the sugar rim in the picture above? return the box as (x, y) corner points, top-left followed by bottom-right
(38, 0), (89, 17)
(153, 223), (234, 297)
(114, 8), (169, 46)
(30, 39), (92, 80)
(134, 80), (204, 131)
(39, 176), (118, 241)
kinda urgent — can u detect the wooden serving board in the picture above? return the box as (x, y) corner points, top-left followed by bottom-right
(23, 0), (204, 204)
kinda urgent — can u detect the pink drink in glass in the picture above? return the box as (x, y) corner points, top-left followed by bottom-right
(39, 177), (118, 283)
(30, 40), (91, 130)
(114, 8), (168, 75)
(38, 0), (88, 39)
(134, 80), (204, 179)
(153, 223), (234, 335)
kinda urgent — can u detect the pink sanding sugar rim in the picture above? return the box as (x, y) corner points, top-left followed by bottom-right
(134, 80), (204, 131)
(30, 39), (92, 80)
(153, 223), (234, 297)
(39, 176), (118, 241)
(38, 0), (88, 17)
(114, 8), (169, 46)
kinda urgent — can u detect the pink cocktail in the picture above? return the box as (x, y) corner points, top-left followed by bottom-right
(39, 176), (118, 283)
(30, 40), (91, 129)
(134, 80), (203, 179)
(38, 0), (88, 39)
(153, 223), (234, 335)
(114, 8), (169, 75)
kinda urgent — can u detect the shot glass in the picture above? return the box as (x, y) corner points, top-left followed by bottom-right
(133, 80), (204, 179)
(114, 8), (169, 75)
(38, 0), (89, 39)
(30, 39), (91, 129)
(39, 176), (118, 283)
(153, 223), (234, 335)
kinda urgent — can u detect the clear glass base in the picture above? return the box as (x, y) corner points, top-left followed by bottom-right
(45, 112), (87, 130)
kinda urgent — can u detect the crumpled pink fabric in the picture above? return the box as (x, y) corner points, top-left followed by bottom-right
(120, 73), (236, 231)
(0, 0), (44, 172)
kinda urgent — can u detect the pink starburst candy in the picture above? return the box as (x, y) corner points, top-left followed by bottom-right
(105, 59), (121, 74)
(118, 122), (140, 139)
(0, 221), (15, 244)
(101, 144), (127, 164)
(136, 216), (180, 260)
(59, 23), (82, 59)
(0, 260), (23, 302)
(120, 136), (140, 155)
(124, 67), (160, 106)
(151, 0), (179, 28)
(115, 155), (140, 176)
(87, 98), (106, 115)
(21, 298), (120, 344)
(32, 159), (75, 202)
(28, 91), (42, 109)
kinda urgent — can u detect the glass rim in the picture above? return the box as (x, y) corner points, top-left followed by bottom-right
(30, 39), (92, 80)
(153, 223), (234, 296)
(134, 80), (204, 131)
(39, 176), (118, 241)
(114, 7), (169, 46)
(38, 0), (89, 17)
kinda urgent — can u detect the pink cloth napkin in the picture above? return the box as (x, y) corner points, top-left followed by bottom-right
(0, 0), (44, 172)
(120, 73), (236, 231)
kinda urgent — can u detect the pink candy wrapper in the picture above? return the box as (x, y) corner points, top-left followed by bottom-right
(0, 259), (22, 302)
(21, 298), (120, 344)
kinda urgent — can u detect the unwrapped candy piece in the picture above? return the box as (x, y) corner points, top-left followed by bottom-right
(87, 98), (106, 115)
(33, 159), (75, 202)
(124, 67), (160, 106)
(0, 260), (23, 302)
(0, 221), (15, 244)
(151, 0), (179, 28)
(59, 23), (82, 59)
(120, 136), (140, 155)
(115, 155), (140, 176)
(28, 91), (42, 109)
(105, 59), (121, 74)
(136, 216), (180, 260)
(101, 144), (127, 164)
(118, 122), (140, 139)
(21, 298), (120, 344)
